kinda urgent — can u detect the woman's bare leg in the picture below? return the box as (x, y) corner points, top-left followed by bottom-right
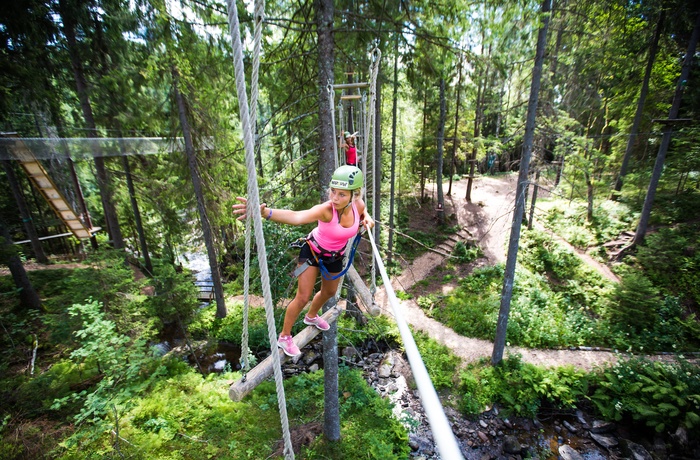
(281, 264), (318, 336)
(306, 274), (341, 319)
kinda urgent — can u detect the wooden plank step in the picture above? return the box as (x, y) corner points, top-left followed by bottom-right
(3, 134), (94, 240)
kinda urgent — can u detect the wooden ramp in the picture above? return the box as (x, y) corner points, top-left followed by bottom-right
(4, 135), (95, 240)
(229, 305), (343, 401)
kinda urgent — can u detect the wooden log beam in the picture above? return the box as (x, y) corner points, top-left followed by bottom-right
(346, 266), (381, 316)
(229, 305), (343, 401)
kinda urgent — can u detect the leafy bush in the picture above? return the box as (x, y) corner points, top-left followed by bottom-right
(636, 223), (700, 306)
(210, 302), (278, 353)
(415, 332), (461, 390)
(53, 366), (409, 460)
(589, 358), (700, 433)
(519, 230), (581, 282)
(458, 354), (588, 418)
(452, 241), (482, 264)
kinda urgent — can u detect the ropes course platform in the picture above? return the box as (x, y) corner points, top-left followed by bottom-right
(229, 305), (343, 401)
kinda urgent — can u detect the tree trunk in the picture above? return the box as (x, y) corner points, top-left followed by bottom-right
(58, 0), (123, 249)
(316, 0), (335, 196)
(315, 0), (340, 443)
(447, 52), (464, 197)
(613, 10), (664, 197)
(436, 78), (446, 224)
(0, 217), (41, 310)
(2, 161), (48, 263)
(527, 169), (540, 230)
(172, 66), (226, 319)
(634, 11), (700, 246)
(122, 155), (152, 274)
(492, 0), (551, 366)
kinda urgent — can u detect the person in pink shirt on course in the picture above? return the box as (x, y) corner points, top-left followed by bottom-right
(340, 131), (358, 166)
(233, 165), (374, 356)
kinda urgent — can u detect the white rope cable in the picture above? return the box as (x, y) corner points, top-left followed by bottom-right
(337, 100), (344, 167)
(367, 49), (381, 296)
(241, 0), (265, 376)
(225, 2), (294, 458)
(329, 83), (339, 169)
(365, 230), (464, 459)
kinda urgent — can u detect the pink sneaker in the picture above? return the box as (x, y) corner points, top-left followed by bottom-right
(278, 335), (301, 357)
(303, 314), (330, 331)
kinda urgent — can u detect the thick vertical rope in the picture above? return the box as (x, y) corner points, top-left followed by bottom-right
(337, 101), (344, 167)
(241, 0), (265, 376)
(225, 2), (295, 459)
(367, 48), (381, 296)
(328, 84), (339, 169)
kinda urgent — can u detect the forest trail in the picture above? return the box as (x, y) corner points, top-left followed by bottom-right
(375, 174), (622, 371)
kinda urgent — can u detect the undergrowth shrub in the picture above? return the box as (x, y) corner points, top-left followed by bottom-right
(452, 241), (482, 264)
(415, 332), (461, 390)
(458, 354), (588, 418)
(636, 223), (700, 307)
(589, 357), (700, 433)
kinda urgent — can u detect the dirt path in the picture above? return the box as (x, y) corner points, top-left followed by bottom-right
(376, 175), (621, 371)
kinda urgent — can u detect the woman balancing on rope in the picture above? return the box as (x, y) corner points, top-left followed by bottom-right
(233, 165), (374, 357)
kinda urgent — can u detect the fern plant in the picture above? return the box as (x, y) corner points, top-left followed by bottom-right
(589, 358), (700, 433)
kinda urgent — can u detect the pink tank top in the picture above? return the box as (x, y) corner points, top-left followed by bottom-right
(311, 202), (360, 251)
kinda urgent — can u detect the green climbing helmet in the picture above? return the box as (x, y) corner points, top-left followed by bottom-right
(344, 131), (351, 139)
(329, 165), (363, 190)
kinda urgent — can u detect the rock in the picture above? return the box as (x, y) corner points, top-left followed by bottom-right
(590, 432), (618, 449)
(558, 444), (584, 460)
(620, 439), (653, 460)
(652, 436), (667, 458)
(479, 420), (488, 429)
(503, 435), (522, 454)
(590, 420), (615, 434)
(503, 418), (512, 429)
(477, 431), (489, 443)
(308, 363), (319, 372)
(672, 426), (688, 447)
(562, 420), (578, 433)
(378, 354), (394, 378)
(303, 351), (318, 365)
(575, 410), (589, 428)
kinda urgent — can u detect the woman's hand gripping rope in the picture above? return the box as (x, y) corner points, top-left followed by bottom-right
(232, 196), (272, 222)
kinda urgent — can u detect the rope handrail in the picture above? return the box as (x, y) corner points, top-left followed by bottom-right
(366, 230), (464, 459)
(225, 1), (294, 458)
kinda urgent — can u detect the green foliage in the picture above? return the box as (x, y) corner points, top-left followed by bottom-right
(458, 355), (588, 418)
(395, 229), (442, 259)
(415, 332), (461, 389)
(608, 272), (661, 334)
(210, 302), (277, 353)
(589, 358), (700, 433)
(336, 315), (400, 349)
(144, 262), (199, 326)
(51, 299), (167, 431)
(636, 223), (700, 306)
(519, 230), (582, 282)
(452, 240), (482, 264)
(540, 199), (637, 249)
(304, 367), (409, 459)
(53, 366), (408, 460)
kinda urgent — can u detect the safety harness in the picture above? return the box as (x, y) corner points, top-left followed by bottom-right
(291, 231), (363, 280)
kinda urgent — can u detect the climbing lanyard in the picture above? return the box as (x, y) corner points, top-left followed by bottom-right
(291, 232), (363, 280)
